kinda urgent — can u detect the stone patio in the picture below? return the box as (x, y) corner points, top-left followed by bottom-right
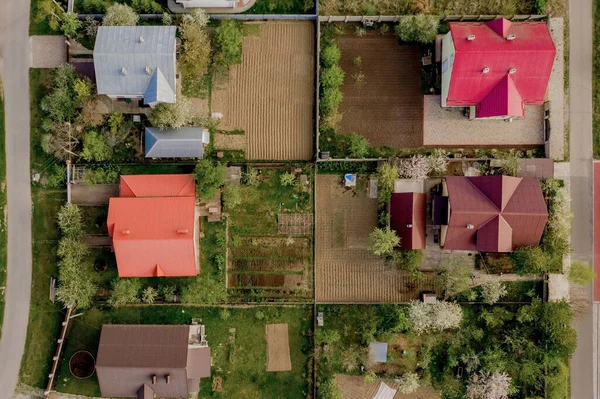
(423, 95), (545, 147)
(29, 36), (67, 68)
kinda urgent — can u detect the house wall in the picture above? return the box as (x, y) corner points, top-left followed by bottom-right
(441, 32), (455, 108)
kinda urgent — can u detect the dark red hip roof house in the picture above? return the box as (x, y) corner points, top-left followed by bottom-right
(442, 175), (548, 252)
(107, 174), (198, 277)
(390, 192), (426, 250)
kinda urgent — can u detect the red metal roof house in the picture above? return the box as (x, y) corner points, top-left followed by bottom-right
(390, 193), (426, 250)
(440, 18), (556, 119)
(107, 174), (198, 277)
(439, 175), (548, 252)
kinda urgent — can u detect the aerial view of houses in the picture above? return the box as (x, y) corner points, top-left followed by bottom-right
(0, 0), (598, 398)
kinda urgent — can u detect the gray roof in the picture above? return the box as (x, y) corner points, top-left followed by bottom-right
(94, 26), (176, 102)
(368, 342), (388, 363)
(145, 127), (210, 158)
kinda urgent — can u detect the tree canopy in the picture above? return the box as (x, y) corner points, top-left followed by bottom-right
(194, 159), (226, 202)
(149, 98), (194, 129)
(213, 20), (243, 67)
(103, 4), (139, 26)
(367, 228), (400, 256)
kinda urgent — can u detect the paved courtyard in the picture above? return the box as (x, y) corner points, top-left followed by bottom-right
(423, 95), (545, 147)
(29, 36), (66, 68)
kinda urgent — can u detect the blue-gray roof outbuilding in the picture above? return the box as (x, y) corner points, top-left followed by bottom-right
(145, 127), (210, 158)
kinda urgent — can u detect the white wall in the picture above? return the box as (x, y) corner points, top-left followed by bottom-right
(441, 32), (455, 108)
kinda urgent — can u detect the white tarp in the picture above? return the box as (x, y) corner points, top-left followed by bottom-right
(176, 0), (236, 8)
(372, 382), (397, 399)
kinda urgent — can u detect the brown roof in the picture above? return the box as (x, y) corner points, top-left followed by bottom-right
(444, 175), (548, 252)
(96, 325), (211, 398)
(390, 193), (426, 250)
(137, 384), (154, 399)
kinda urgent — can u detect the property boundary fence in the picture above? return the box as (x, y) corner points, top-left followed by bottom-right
(318, 14), (546, 23)
(43, 307), (73, 398)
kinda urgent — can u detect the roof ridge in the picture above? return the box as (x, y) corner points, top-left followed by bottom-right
(120, 176), (136, 197)
(464, 178), (501, 212)
(177, 177), (196, 197)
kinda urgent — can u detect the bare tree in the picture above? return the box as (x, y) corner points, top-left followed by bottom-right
(466, 372), (511, 399)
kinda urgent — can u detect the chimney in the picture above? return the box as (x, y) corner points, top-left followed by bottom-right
(145, 66), (152, 75)
(406, 224), (413, 228)
(139, 36), (144, 43)
(122, 230), (130, 235)
(467, 34), (476, 41)
(506, 34), (516, 40)
(466, 224), (474, 230)
(120, 67), (127, 76)
(177, 229), (189, 234)
(508, 68), (517, 75)
(166, 374), (171, 384)
(482, 67), (490, 74)
(152, 375), (157, 384)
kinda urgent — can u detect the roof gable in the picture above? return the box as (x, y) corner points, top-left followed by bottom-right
(476, 215), (513, 252)
(475, 75), (524, 118)
(144, 67), (175, 105)
(120, 174), (196, 198)
(447, 19), (556, 116)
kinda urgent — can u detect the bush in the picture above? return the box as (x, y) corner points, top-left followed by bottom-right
(395, 14), (439, 44)
(81, 131), (112, 162)
(41, 64), (79, 124)
(280, 172), (296, 187)
(213, 20), (243, 67)
(58, 203), (83, 237)
(480, 281), (507, 305)
(377, 162), (399, 202)
(79, 0), (106, 13)
(56, 260), (97, 309)
(219, 308), (231, 320)
(103, 4), (139, 26)
(315, 329), (340, 345)
(61, 13), (82, 36)
(318, 380), (343, 399)
(367, 228), (400, 256)
(533, 0), (547, 13)
(320, 87), (344, 115)
(398, 372), (420, 394)
(568, 261), (596, 286)
(109, 279), (142, 307)
(321, 44), (341, 68)
(393, 250), (423, 275)
(149, 98), (194, 129)
(131, 0), (163, 13)
(243, 168), (260, 186)
(47, 164), (67, 188)
(321, 64), (345, 88)
(181, 277), (227, 304)
(142, 286), (158, 304)
(511, 246), (550, 275)
(348, 134), (370, 158)
(443, 259), (473, 298)
(194, 159), (226, 202)
(160, 285), (177, 302)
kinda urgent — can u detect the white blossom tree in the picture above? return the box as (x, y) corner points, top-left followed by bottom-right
(398, 155), (430, 180)
(465, 372), (512, 399)
(103, 4), (139, 26)
(397, 372), (420, 394)
(427, 149), (448, 176)
(408, 300), (463, 334)
(480, 281), (508, 305)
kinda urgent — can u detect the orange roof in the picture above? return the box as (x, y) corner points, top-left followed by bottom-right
(120, 174), (196, 198)
(107, 174), (198, 278)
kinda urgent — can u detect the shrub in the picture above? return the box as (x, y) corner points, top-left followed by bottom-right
(255, 310), (265, 320)
(408, 300), (463, 334)
(160, 285), (177, 302)
(162, 12), (172, 26)
(315, 329), (340, 345)
(348, 134), (370, 158)
(376, 162), (399, 202)
(213, 19), (243, 67)
(142, 286), (158, 304)
(131, 0), (163, 13)
(511, 246), (550, 275)
(179, 10), (211, 78)
(280, 172), (296, 187)
(321, 44), (341, 68)
(149, 98), (194, 129)
(81, 131), (112, 162)
(61, 13), (82, 36)
(353, 56), (362, 66)
(395, 14), (439, 44)
(222, 184), (243, 210)
(103, 4), (139, 26)
(533, 0), (547, 13)
(109, 279), (142, 307)
(398, 372), (420, 394)
(321, 64), (345, 88)
(47, 164), (67, 188)
(79, 0), (105, 13)
(180, 277), (227, 304)
(480, 281), (507, 305)
(219, 308), (231, 320)
(568, 261), (596, 286)
(498, 151), (520, 176)
(194, 159), (226, 202)
(393, 250), (423, 275)
(40, 64), (79, 124)
(56, 260), (96, 309)
(57, 203), (83, 237)
(427, 149), (448, 176)
(243, 168), (260, 186)
(318, 380), (342, 399)
(320, 87), (343, 115)
(367, 228), (400, 256)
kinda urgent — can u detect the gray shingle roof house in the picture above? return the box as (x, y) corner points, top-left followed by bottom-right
(94, 26), (177, 107)
(145, 127), (210, 158)
(96, 324), (211, 399)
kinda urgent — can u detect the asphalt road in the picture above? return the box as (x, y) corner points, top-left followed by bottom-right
(568, 0), (595, 395)
(0, 0), (33, 396)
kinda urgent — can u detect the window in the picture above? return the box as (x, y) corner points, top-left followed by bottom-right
(442, 60), (448, 73)
(450, 53), (455, 66)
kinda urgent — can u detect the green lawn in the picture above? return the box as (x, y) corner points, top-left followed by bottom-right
(0, 95), (7, 337)
(30, 0), (64, 35)
(55, 305), (313, 398)
(594, 0), (600, 158)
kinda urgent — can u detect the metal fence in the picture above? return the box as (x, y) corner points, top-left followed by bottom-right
(318, 14), (546, 22)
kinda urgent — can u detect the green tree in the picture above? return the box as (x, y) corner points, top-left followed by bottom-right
(56, 260), (97, 309)
(213, 19), (243, 67)
(318, 380), (343, 399)
(368, 227), (400, 256)
(80, 0), (105, 13)
(320, 87), (343, 115)
(443, 259), (472, 298)
(142, 286), (158, 304)
(57, 203), (83, 237)
(568, 261), (596, 286)
(131, 0), (163, 13)
(36, 0), (65, 31)
(194, 159), (226, 202)
(57, 236), (90, 261)
(149, 98), (194, 129)
(392, 250), (423, 276)
(348, 134), (370, 158)
(181, 277), (227, 304)
(109, 278), (142, 307)
(321, 43), (341, 68)
(40, 64), (79, 123)
(280, 172), (296, 187)
(103, 4), (139, 26)
(511, 246), (550, 275)
(73, 78), (94, 107)
(395, 14), (439, 44)
(377, 162), (399, 202)
(480, 281), (507, 305)
(179, 11), (211, 78)
(61, 13), (82, 36)
(321, 64), (345, 88)
(81, 131), (112, 162)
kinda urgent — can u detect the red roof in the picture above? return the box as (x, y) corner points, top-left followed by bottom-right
(107, 174), (197, 277)
(447, 19), (555, 118)
(444, 175), (548, 252)
(390, 193), (426, 250)
(594, 162), (600, 301)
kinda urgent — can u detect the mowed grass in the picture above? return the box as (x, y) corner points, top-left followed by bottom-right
(0, 96), (7, 337)
(594, 0), (600, 158)
(55, 305), (313, 398)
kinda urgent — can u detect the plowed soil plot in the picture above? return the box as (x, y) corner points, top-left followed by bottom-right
(316, 175), (440, 302)
(211, 22), (315, 160)
(337, 34), (423, 148)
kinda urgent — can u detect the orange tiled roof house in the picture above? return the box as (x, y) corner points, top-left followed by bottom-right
(107, 174), (198, 277)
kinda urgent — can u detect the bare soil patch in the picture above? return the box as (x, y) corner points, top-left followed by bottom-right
(316, 175), (441, 302)
(69, 350), (95, 379)
(212, 22), (314, 160)
(337, 33), (423, 148)
(334, 374), (441, 399)
(266, 323), (292, 372)
(213, 133), (246, 150)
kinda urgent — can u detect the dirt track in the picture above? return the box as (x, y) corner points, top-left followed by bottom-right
(211, 22), (314, 160)
(266, 323), (292, 371)
(337, 34), (423, 148)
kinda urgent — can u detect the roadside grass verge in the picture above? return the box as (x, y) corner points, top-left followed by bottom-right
(55, 305), (313, 398)
(30, 0), (64, 35)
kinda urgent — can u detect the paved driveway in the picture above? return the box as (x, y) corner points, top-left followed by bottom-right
(0, 0), (34, 396)
(29, 35), (66, 68)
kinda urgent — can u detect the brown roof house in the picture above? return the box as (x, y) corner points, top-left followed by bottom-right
(390, 192), (427, 250)
(96, 324), (211, 399)
(436, 175), (548, 252)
